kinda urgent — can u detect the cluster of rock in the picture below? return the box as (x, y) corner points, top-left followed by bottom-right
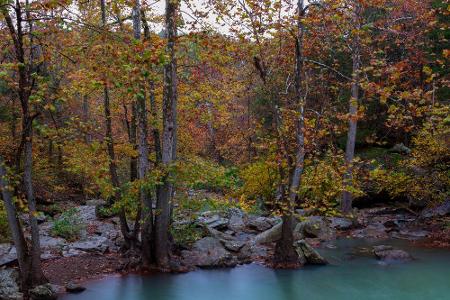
(349, 207), (429, 240)
(1, 201), (120, 300)
(179, 208), (332, 268)
(1, 202), (122, 269)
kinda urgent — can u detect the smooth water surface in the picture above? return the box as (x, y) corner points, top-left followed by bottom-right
(61, 239), (450, 300)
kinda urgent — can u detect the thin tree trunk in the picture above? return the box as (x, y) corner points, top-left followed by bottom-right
(100, 0), (133, 247)
(141, 9), (162, 163)
(82, 94), (92, 144)
(0, 156), (33, 293)
(123, 100), (138, 182)
(342, 2), (361, 214)
(206, 101), (220, 161)
(10, 98), (18, 139)
(155, 0), (179, 268)
(149, 81), (162, 163)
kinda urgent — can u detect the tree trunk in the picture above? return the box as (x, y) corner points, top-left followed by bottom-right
(274, 0), (306, 266)
(132, 0), (151, 254)
(140, 8), (159, 264)
(2, 1), (47, 286)
(0, 156), (33, 293)
(154, 0), (179, 268)
(22, 122), (46, 285)
(342, 3), (361, 214)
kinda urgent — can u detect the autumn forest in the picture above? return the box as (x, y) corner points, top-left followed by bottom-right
(0, 0), (449, 299)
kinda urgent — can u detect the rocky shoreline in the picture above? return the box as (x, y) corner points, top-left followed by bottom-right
(1, 199), (449, 299)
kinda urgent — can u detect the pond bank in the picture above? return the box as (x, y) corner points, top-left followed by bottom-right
(1, 199), (449, 299)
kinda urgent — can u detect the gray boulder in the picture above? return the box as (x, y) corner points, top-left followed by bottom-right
(182, 237), (237, 268)
(85, 199), (107, 207)
(0, 244), (17, 266)
(238, 243), (269, 262)
(421, 200), (450, 219)
(328, 217), (353, 230)
(29, 283), (57, 300)
(0, 269), (23, 300)
(39, 235), (66, 249)
(294, 216), (335, 241)
(67, 236), (108, 253)
(294, 240), (328, 265)
(77, 206), (97, 223)
(253, 222), (282, 244)
(227, 209), (246, 232)
(389, 143), (411, 155)
(65, 282), (86, 293)
(373, 245), (413, 263)
(247, 216), (272, 232)
(351, 224), (388, 239)
(222, 240), (246, 252)
(62, 248), (86, 257)
(197, 214), (229, 230)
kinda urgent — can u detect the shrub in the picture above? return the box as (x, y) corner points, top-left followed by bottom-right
(299, 154), (364, 215)
(51, 208), (84, 241)
(237, 157), (279, 211)
(170, 223), (204, 248)
(176, 156), (241, 193)
(370, 106), (450, 205)
(63, 142), (113, 199)
(177, 194), (239, 215)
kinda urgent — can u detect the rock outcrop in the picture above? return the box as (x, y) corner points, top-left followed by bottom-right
(372, 245), (413, 263)
(29, 283), (57, 300)
(294, 240), (328, 265)
(181, 237), (237, 268)
(421, 200), (450, 219)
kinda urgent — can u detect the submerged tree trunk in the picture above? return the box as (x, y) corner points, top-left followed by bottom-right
(154, 0), (179, 268)
(342, 3), (361, 214)
(274, 0), (306, 266)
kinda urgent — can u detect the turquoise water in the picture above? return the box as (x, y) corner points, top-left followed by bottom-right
(61, 239), (450, 300)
